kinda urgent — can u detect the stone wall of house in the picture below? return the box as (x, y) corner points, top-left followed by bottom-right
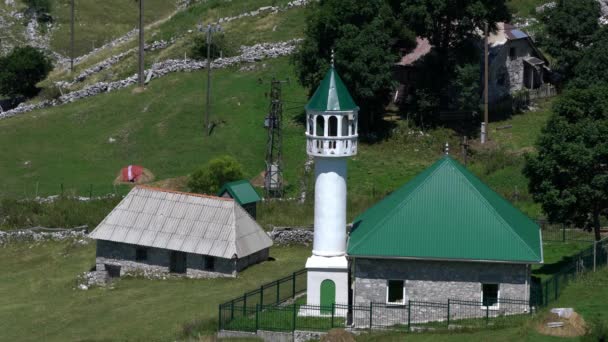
(488, 39), (539, 103)
(236, 248), (270, 272)
(352, 258), (530, 328)
(95, 240), (236, 278)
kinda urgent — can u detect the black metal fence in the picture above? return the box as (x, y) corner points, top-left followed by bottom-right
(537, 219), (598, 242)
(219, 298), (531, 333)
(531, 237), (608, 307)
(219, 269), (306, 325)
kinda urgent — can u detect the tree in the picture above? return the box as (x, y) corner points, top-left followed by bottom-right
(570, 27), (608, 89)
(398, 0), (508, 126)
(400, 0), (510, 54)
(292, 0), (415, 132)
(188, 156), (245, 195)
(539, 0), (600, 82)
(190, 33), (236, 61)
(0, 46), (53, 98)
(24, 0), (52, 21)
(524, 86), (608, 241)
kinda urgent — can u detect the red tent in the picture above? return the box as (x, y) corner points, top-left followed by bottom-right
(120, 165), (144, 182)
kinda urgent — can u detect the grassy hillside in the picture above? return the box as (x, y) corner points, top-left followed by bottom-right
(49, 0), (178, 57)
(0, 57), (308, 197)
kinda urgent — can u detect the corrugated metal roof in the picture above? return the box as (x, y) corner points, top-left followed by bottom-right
(305, 66), (358, 112)
(218, 180), (262, 205)
(347, 157), (543, 263)
(89, 186), (273, 259)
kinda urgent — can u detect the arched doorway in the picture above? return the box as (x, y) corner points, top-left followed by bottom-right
(320, 279), (335, 314)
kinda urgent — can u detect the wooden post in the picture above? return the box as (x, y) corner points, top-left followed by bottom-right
(276, 280), (280, 304)
(407, 300), (411, 331)
(369, 302), (373, 329)
(138, 0), (145, 88)
(292, 303), (297, 331)
(70, 0), (74, 73)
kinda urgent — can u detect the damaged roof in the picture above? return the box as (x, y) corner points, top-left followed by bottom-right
(89, 186), (272, 259)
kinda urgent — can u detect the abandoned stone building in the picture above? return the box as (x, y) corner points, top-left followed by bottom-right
(393, 22), (552, 105)
(347, 156), (543, 325)
(218, 179), (262, 219)
(89, 186), (273, 278)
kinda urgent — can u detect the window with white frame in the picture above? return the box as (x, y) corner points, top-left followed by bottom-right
(386, 280), (405, 305)
(481, 283), (499, 309)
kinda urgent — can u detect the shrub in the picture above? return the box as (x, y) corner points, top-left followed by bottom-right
(38, 86), (62, 101)
(190, 33), (237, 61)
(0, 46), (53, 98)
(188, 156), (244, 195)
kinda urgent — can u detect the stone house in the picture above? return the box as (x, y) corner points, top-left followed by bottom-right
(218, 180), (262, 219)
(347, 156), (543, 325)
(486, 22), (551, 103)
(393, 22), (551, 105)
(89, 186), (273, 279)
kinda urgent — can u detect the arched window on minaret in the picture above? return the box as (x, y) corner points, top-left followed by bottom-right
(328, 116), (338, 137)
(316, 115), (325, 137)
(341, 116), (348, 137)
(308, 116), (314, 135)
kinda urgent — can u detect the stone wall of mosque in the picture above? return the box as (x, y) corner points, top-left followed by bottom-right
(352, 258), (531, 328)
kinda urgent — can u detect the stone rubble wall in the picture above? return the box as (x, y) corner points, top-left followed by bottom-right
(0, 39), (301, 120)
(268, 227), (314, 245)
(0, 226), (88, 246)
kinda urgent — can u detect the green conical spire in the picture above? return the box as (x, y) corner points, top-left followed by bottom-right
(305, 66), (358, 112)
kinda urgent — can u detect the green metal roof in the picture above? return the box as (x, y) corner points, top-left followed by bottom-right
(217, 180), (261, 205)
(305, 66), (358, 112)
(347, 157), (543, 263)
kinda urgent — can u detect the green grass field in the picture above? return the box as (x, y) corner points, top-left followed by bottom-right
(1, 238), (604, 341)
(0, 240), (310, 341)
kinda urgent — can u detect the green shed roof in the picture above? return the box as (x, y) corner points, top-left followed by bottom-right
(305, 66), (358, 112)
(347, 157), (543, 264)
(218, 180), (261, 205)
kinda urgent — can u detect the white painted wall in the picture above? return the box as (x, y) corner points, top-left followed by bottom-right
(312, 157), (347, 257)
(306, 256), (349, 306)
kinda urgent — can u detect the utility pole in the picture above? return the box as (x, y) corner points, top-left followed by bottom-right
(70, 0), (74, 73)
(482, 22), (489, 144)
(264, 78), (289, 198)
(138, 0), (144, 88)
(199, 23), (221, 136)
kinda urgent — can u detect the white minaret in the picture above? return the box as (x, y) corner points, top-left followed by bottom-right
(304, 55), (358, 310)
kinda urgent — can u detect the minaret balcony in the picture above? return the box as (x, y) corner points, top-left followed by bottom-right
(306, 134), (358, 157)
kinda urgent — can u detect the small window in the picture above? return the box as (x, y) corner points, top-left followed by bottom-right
(135, 247), (147, 261)
(387, 280), (405, 305)
(509, 47), (516, 60)
(481, 283), (499, 309)
(204, 256), (215, 271)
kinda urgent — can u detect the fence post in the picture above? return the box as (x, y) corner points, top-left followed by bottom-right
(255, 304), (259, 331)
(447, 299), (450, 327)
(243, 294), (247, 316)
(331, 302), (335, 328)
(260, 286), (264, 306)
(276, 280), (280, 304)
(292, 272), (296, 298)
(292, 303), (297, 332)
(594, 241), (597, 272)
(407, 300), (411, 331)
(369, 302), (373, 329)
(218, 305), (222, 331)
(562, 224), (566, 242)
(231, 300), (235, 320)
(486, 303), (489, 326)
(554, 275), (558, 300)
